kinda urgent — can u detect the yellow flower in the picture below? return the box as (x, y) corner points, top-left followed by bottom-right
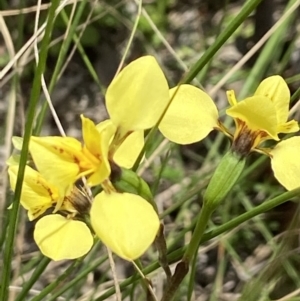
(90, 191), (160, 261)
(8, 164), (93, 261)
(226, 76), (298, 155)
(106, 56), (219, 146)
(28, 115), (114, 195)
(221, 75), (299, 191)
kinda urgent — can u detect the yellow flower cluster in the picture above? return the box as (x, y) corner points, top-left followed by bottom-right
(7, 56), (299, 261)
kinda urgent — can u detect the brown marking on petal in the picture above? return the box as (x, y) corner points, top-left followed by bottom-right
(231, 120), (269, 157)
(73, 155), (80, 164)
(36, 178), (57, 203)
(283, 123), (297, 130)
(53, 145), (64, 154)
(31, 205), (52, 219)
(32, 207), (42, 218)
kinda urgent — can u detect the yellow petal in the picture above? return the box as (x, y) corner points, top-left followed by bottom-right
(96, 119), (144, 168)
(159, 85), (219, 144)
(12, 136), (24, 150)
(6, 154), (20, 166)
(96, 119), (117, 134)
(277, 120), (299, 134)
(270, 137), (300, 190)
(254, 76), (290, 124)
(81, 116), (115, 186)
(81, 115), (102, 158)
(113, 130), (144, 168)
(34, 214), (93, 261)
(30, 136), (88, 195)
(106, 56), (169, 133)
(226, 90), (238, 106)
(226, 96), (278, 140)
(8, 165), (59, 220)
(90, 191), (160, 261)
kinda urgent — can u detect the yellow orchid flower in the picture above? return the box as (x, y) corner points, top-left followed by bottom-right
(105, 55), (219, 146)
(222, 75), (299, 191)
(90, 190), (160, 261)
(226, 76), (299, 155)
(28, 115), (114, 195)
(8, 164), (93, 261)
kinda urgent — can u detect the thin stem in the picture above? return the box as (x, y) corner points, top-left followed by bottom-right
(183, 204), (213, 262)
(107, 247), (122, 301)
(154, 224), (172, 283)
(160, 204), (213, 301)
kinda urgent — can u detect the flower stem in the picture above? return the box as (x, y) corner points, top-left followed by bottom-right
(160, 204), (213, 301)
(161, 150), (245, 301)
(183, 203), (213, 262)
(155, 224), (172, 282)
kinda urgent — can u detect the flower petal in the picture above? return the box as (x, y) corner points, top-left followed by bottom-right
(113, 130), (144, 168)
(270, 137), (300, 190)
(96, 119), (144, 168)
(34, 214), (93, 261)
(106, 56), (169, 133)
(30, 136), (88, 195)
(12, 136), (24, 150)
(8, 165), (59, 220)
(226, 96), (278, 140)
(81, 115), (102, 158)
(159, 85), (219, 144)
(254, 76), (290, 124)
(277, 120), (299, 134)
(90, 191), (159, 261)
(81, 116), (114, 186)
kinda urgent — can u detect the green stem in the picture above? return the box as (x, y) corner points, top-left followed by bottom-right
(203, 187), (300, 240)
(0, 1), (60, 300)
(187, 238), (202, 301)
(161, 204), (213, 301)
(183, 204), (213, 262)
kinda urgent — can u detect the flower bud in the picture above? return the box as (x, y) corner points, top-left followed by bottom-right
(110, 166), (153, 204)
(204, 150), (246, 210)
